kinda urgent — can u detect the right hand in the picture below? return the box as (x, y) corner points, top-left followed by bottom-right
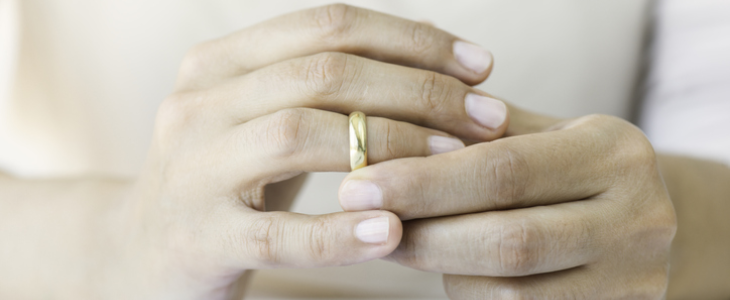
(109, 4), (509, 299)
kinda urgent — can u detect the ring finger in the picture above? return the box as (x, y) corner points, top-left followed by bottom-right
(219, 108), (466, 184)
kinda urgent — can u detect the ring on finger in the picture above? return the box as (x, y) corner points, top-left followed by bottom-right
(349, 111), (368, 171)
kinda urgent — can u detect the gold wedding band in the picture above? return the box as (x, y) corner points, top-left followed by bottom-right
(349, 111), (367, 171)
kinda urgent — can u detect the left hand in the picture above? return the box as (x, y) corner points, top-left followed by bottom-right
(339, 104), (677, 299)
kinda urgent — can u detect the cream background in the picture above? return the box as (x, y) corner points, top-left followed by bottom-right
(0, 0), (656, 298)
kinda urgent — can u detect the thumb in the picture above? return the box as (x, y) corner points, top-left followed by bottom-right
(228, 209), (402, 269)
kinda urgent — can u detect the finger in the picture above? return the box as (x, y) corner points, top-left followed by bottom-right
(385, 201), (607, 277)
(443, 269), (594, 299)
(228, 108), (465, 183)
(176, 4), (492, 90)
(504, 103), (563, 136)
(183, 52), (508, 141)
(215, 206), (402, 269)
(442, 264), (669, 300)
(339, 115), (634, 219)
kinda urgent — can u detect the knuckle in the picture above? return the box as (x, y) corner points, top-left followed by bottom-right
(302, 52), (350, 98)
(311, 3), (356, 42)
(305, 217), (335, 262)
(418, 71), (451, 115)
(177, 42), (214, 85)
(156, 95), (186, 132)
(624, 133), (657, 166)
(583, 114), (657, 166)
(263, 108), (309, 158)
(405, 22), (435, 55)
(614, 120), (656, 164)
(244, 214), (282, 264)
(494, 221), (539, 276)
(479, 143), (529, 209)
(155, 93), (200, 137)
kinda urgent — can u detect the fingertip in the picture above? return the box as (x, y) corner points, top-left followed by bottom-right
(450, 40), (494, 86)
(338, 178), (383, 212)
(351, 211), (403, 260)
(499, 106), (511, 136)
(338, 180), (402, 256)
(385, 211), (403, 250)
(428, 135), (466, 155)
(463, 92), (510, 141)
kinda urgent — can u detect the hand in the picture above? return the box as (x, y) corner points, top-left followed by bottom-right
(339, 106), (677, 299)
(111, 4), (509, 299)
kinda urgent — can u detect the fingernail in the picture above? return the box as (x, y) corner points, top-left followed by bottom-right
(355, 216), (390, 244)
(453, 41), (493, 74)
(340, 180), (383, 211)
(465, 93), (507, 129)
(428, 136), (465, 155)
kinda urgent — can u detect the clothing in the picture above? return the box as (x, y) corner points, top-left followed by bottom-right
(640, 0), (730, 166)
(0, 0), (726, 298)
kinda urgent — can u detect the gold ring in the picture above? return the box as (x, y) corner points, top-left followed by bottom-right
(349, 111), (367, 171)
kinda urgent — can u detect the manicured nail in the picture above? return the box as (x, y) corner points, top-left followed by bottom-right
(355, 216), (390, 244)
(429, 136), (465, 155)
(339, 180), (383, 211)
(465, 93), (507, 129)
(453, 41), (493, 74)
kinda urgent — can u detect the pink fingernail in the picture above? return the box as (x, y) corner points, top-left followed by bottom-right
(453, 41), (493, 74)
(465, 93), (507, 129)
(355, 216), (389, 244)
(428, 136), (465, 155)
(339, 180), (383, 211)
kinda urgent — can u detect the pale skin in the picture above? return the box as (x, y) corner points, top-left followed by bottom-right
(0, 4), (728, 300)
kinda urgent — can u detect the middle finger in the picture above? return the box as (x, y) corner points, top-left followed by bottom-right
(181, 52), (508, 141)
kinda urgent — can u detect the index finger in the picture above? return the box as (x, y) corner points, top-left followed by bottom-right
(176, 4), (493, 90)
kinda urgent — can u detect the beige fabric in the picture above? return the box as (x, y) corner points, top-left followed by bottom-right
(0, 0), (651, 298)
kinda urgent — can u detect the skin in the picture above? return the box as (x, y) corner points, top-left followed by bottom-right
(344, 108), (680, 299)
(0, 4), (728, 299)
(342, 109), (730, 299)
(1, 4), (503, 299)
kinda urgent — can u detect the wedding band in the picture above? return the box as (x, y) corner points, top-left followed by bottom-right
(349, 111), (367, 171)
